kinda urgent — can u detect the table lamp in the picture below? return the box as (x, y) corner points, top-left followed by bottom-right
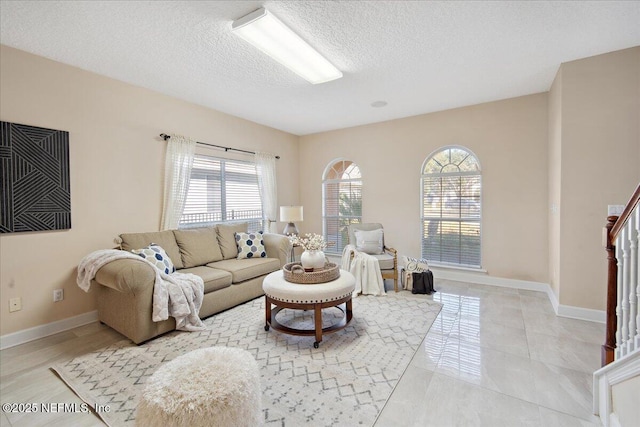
(280, 206), (303, 236)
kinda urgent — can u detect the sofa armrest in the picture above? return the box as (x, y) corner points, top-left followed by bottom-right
(93, 258), (155, 295)
(263, 233), (291, 267)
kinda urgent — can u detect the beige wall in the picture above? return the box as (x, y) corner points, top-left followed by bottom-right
(555, 47), (640, 310)
(2, 42), (638, 338)
(548, 67), (563, 299)
(0, 45), (300, 336)
(299, 94), (550, 283)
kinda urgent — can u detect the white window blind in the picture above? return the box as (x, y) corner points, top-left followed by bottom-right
(421, 147), (481, 268)
(180, 155), (263, 231)
(322, 160), (362, 254)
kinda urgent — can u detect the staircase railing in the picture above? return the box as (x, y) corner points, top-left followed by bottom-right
(602, 183), (640, 366)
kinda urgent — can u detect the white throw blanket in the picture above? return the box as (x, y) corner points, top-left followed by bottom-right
(341, 244), (386, 296)
(77, 249), (206, 331)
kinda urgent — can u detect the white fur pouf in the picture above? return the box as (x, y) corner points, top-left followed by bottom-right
(136, 346), (262, 427)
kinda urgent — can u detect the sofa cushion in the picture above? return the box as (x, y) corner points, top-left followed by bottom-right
(207, 258), (280, 283)
(179, 266), (232, 293)
(216, 222), (248, 260)
(174, 227), (223, 268)
(131, 244), (176, 275)
(235, 231), (267, 259)
(120, 230), (184, 269)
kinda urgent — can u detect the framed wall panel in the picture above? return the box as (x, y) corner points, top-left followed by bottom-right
(0, 121), (71, 233)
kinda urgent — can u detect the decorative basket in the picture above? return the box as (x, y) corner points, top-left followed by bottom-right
(282, 262), (340, 284)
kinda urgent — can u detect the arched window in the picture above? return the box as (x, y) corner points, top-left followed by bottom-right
(322, 159), (362, 254)
(422, 146), (481, 267)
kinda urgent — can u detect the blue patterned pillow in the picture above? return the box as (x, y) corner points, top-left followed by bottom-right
(235, 231), (266, 259)
(132, 243), (176, 274)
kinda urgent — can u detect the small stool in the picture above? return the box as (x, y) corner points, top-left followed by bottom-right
(136, 347), (261, 427)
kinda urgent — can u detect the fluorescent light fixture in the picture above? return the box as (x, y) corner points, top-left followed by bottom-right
(232, 8), (342, 84)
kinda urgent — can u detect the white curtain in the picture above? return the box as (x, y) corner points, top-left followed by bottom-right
(255, 152), (278, 233)
(161, 134), (196, 230)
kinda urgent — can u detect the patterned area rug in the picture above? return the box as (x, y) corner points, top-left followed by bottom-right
(52, 292), (441, 426)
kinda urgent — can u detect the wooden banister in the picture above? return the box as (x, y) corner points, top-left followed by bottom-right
(602, 215), (618, 366)
(611, 184), (640, 243)
(602, 182), (640, 367)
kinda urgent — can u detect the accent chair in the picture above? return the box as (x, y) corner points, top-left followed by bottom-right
(347, 223), (399, 292)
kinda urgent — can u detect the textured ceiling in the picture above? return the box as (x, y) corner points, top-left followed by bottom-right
(1, 1), (639, 135)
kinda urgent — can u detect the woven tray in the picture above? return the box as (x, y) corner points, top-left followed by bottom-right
(282, 262), (340, 284)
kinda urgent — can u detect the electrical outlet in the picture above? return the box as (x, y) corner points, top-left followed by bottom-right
(608, 205), (625, 216)
(53, 289), (64, 302)
(9, 297), (22, 312)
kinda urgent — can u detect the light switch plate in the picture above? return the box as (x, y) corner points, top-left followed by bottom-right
(9, 297), (22, 312)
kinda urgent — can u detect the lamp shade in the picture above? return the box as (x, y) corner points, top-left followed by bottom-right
(280, 206), (303, 222)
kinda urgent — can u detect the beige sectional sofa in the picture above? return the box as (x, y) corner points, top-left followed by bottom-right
(92, 223), (290, 344)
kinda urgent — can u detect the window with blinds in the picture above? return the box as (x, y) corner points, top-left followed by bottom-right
(179, 155), (263, 231)
(421, 147), (481, 268)
(322, 160), (362, 254)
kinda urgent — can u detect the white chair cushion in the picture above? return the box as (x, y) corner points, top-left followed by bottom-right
(371, 253), (395, 270)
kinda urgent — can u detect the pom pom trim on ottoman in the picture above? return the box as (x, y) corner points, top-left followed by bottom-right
(136, 346), (262, 427)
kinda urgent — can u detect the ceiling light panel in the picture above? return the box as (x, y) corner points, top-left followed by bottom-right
(231, 8), (342, 85)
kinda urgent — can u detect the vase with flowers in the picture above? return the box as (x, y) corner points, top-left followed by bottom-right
(289, 233), (327, 270)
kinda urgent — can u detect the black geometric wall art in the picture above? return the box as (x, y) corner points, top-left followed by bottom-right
(1, 121), (71, 233)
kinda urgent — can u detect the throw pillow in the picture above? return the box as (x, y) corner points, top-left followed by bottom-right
(354, 228), (384, 255)
(403, 255), (429, 273)
(132, 243), (176, 275)
(235, 231), (267, 259)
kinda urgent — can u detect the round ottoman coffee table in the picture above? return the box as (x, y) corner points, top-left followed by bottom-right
(262, 269), (355, 348)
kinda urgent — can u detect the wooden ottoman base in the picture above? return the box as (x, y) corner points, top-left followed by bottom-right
(264, 294), (353, 348)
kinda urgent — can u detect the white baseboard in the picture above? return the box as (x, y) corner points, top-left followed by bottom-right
(431, 267), (548, 291)
(556, 303), (606, 323)
(431, 267), (605, 323)
(0, 310), (98, 350)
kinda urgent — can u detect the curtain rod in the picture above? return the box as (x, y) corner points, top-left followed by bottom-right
(160, 133), (280, 159)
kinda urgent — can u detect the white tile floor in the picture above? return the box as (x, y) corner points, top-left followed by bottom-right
(0, 279), (605, 426)
(375, 279), (604, 426)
